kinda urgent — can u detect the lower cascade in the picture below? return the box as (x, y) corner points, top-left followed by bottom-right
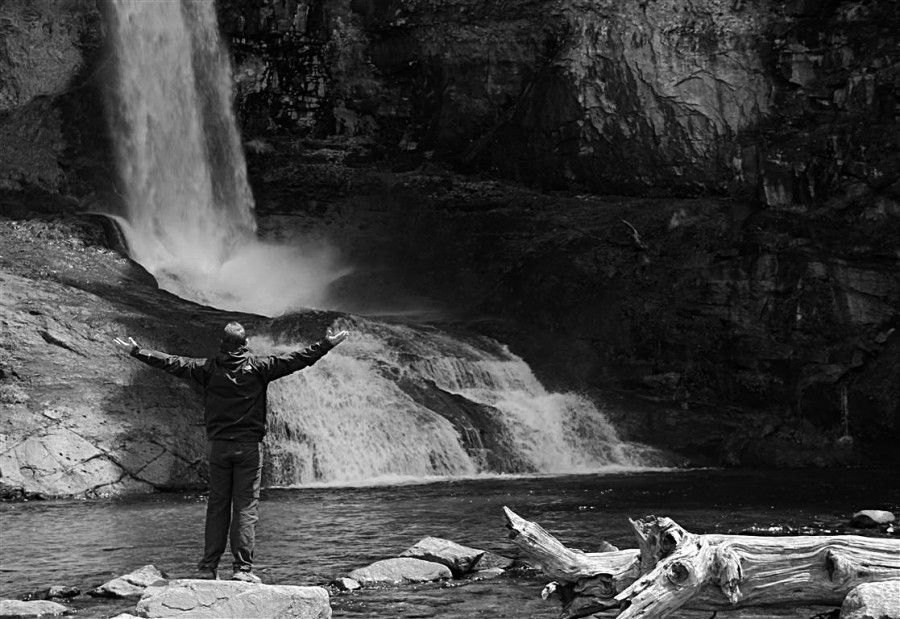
(262, 317), (662, 486)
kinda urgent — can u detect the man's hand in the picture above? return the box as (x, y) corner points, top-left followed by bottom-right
(325, 327), (349, 347)
(114, 336), (139, 353)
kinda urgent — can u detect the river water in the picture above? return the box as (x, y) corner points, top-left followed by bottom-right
(1, 467), (897, 618)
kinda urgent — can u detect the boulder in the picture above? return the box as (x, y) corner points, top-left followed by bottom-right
(0, 599), (69, 617)
(840, 580), (900, 619)
(348, 557), (452, 585)
(88, 564), (168, 599)
(399, 536), (484, 576)
(850, 510), (897, 528)
(135, 579), (331, 619)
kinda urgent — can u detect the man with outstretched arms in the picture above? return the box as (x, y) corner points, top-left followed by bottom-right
(114, 321), (349, 583)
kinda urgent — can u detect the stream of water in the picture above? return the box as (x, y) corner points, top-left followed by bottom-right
(105, 0), (348, 316)
(2, 468), (897, 618)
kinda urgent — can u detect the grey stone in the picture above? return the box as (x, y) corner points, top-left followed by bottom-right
(840, 580), (900, 619)
(399, 536), (484, 576)
(0, 599), (69, 617)
(135, 579), (331, 618)
(88, 564), (168, 599)
(348, 557), (452, 585)
(851, 510), (896, 528)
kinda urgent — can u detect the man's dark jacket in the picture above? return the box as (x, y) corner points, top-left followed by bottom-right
(130, 339), (334, 442)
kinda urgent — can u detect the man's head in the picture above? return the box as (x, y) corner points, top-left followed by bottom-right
(221, 321), (247, 351)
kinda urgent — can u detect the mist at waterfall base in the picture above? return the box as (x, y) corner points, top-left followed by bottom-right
(105, 0), (349, 316)
(110, 213), (351, 316)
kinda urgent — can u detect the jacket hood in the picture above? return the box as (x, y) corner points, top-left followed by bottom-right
(216, 346), (251, 369)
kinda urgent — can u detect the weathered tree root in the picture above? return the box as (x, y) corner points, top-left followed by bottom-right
(503, 507), (900, 619)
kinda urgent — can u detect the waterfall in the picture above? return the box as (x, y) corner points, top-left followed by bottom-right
(262, 317), (662, 486)
(104, 1), (664, 486)
(105, 0), (347, 315)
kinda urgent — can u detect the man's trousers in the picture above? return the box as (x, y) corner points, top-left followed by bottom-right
(198, 440), (263, 572)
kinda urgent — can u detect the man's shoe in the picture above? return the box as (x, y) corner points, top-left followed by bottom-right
(197, 566), (219, 580)
(231, 569), (262, 584)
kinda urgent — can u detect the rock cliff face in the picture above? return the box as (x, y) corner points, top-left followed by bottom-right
(220, 0), (899, 201)
(0, 212), (207, 498)
(0, 0), (897, 497)
(0, 0), (108, 194)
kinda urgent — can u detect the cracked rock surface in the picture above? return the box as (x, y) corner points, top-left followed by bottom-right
(0, 210), (213, 499)
(135, 580), (331, 619)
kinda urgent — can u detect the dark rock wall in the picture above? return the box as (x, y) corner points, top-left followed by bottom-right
(0, 0), (109, 194)
(220, 0), (899, 203)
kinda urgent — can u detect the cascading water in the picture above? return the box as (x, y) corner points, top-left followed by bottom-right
(104, 0), (664, 485)
(105, 0), (347, 315)
(262, 317), (663, 486)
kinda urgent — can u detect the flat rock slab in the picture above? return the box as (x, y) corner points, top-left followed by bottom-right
(400, 536), (484, 576)
(841, 579), (900, 619)
(135, 579), (331, 619)
(0, 599), (69, 617)
(348, 557), (452, 585)
(89, 564), (168, 599)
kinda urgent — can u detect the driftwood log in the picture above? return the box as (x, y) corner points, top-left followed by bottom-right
(503, 506), (900, 619)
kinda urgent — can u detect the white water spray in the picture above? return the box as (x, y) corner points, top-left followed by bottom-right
(106, 0), (347, 315)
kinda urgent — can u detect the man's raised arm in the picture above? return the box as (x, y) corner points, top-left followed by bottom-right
(114, 336), (207, 381)
(260, 326), (350, 382)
